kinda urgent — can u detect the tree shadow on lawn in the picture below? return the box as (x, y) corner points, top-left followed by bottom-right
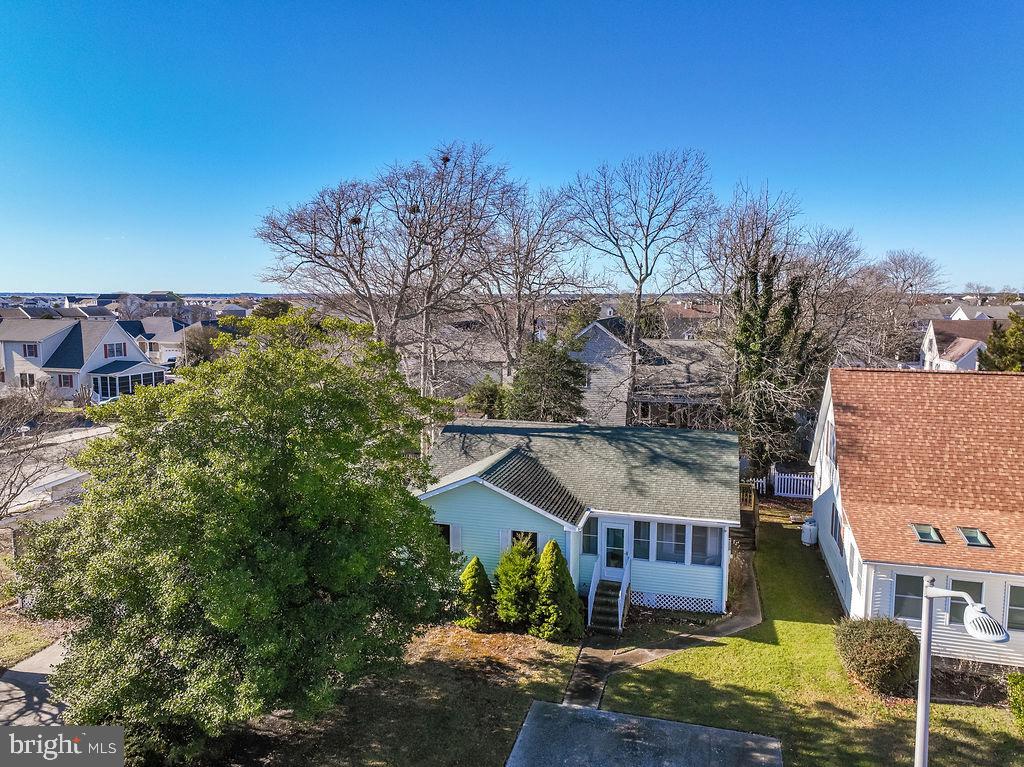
(604, 667), (1023, 767)
(208, 643), (574, 767)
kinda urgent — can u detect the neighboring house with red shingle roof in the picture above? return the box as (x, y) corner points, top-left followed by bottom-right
(809, 368), (1024, 667)
(920, 319), (1010, 371)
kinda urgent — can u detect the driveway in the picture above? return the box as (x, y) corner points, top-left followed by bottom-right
(507, 701), (783, 767)
(0, 641), (65, 726)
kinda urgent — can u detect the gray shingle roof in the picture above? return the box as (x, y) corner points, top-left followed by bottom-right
(0, 318), (76, 342)
(430, 420), (740, 524)
(90, 360), (153, 375)
(43, 320), (116, 369)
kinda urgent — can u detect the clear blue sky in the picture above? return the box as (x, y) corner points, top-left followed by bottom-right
(2, 1), (1021, 294)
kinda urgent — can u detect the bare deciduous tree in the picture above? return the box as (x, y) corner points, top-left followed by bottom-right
(0, 388), (72, 520)
(565, 150), (714, 398)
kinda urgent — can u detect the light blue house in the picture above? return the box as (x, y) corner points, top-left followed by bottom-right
(421, 420), (741, 632)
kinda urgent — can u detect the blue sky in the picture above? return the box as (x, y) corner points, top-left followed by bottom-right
(1, 1), (1021, 293)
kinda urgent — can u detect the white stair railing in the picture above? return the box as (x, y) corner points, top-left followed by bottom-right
(586, 557), (601, 626)
(616, 553), (632, 633)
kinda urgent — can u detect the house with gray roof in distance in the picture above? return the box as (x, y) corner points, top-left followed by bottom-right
(571, 317), (726, 429)
(118, 316), (195, 365)
(421, 420), (741, 633)
(920, 319), (1010, 371)
(0, 317), (168, 401)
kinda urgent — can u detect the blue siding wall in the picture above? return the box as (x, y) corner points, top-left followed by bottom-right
(424, 481), (567, 577)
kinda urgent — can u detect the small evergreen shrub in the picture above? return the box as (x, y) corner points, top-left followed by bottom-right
(529, 540), (583, 642)
(494, 538), (538, 629)
(1009, 672), (1024, 735)
(835, 617), (919, 695)
(454, 556), (495, 631)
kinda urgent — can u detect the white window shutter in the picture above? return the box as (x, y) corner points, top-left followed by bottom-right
(499, 528), (512, 551)
(449, 524), (462, 552)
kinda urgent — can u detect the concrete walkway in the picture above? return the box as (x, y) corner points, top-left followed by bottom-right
(563, 552), (763, 707)
(509, 701), (783, 767)
(0, 641), (65, 726)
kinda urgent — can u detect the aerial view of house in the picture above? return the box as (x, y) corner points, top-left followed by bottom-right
(810, 368), (1024, 667)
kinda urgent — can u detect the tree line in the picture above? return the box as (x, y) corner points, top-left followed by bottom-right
(259, 142), (945, 467)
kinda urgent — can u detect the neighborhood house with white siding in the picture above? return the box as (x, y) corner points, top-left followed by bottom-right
(810, 368), (1024, 668)
(420, 420), (741, 633)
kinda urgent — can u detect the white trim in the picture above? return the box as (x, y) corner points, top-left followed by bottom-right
(862, 559), (1024, 578)
(418, 476), (577, 531)
(590, 507), (739, 527)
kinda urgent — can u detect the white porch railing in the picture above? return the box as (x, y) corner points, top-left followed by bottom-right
(616, 554), (632, 633)
(586, 557), (601, 626)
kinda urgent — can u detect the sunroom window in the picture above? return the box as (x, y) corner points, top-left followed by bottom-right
(912, 524), (944, 544)
(957, 527), (992, 548)
(655, 523), (686, 564)
(633, 521), (650, 560)
(691, 526), (722, 566)
(582, 518), (597, 555)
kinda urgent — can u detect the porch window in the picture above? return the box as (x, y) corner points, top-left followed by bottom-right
(633, 521), (650, 560)
(582, 518), (597, 555)
(1008, 586), (1024, 631)
(512, 530), (538, 552)
(948, 579), (983, 625)
(154, 371), (165, 385)
(894, 574), (923, 620)
(656, 523), (686, 564)
(691, 526), (722, 566)
(435, 523), (451, 548)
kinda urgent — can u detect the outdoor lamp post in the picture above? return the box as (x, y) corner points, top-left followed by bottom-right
(913, 575), (1009, 767)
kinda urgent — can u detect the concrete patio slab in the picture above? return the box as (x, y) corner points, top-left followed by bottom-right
(508, 701), (783, 767)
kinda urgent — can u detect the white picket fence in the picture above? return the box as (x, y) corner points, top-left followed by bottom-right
(750, 466), (814, 500)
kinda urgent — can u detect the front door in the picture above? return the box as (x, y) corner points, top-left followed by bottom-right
(598, 521), (628, 582)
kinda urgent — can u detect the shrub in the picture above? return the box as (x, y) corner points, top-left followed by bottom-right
(529, 540), (583, 641)
(463, 375), (508, 418)
(835, 617), (919, 695)
(494, 538), (538, 629)
(454, 556), (495, 631)
(1009, 672), (1024, 736)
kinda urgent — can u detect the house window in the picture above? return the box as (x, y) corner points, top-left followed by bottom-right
(103, 342), (127, 358)
(633, 521), (650, 560)
(957, 527), (992, 548)
(948, 579), (983, 625)
(656, 523), (686, 564)
(512, 530), (538, 552)
(830, 504), (844, 556)
(691, 526), (722, 566)
(894, 574), (924, 620)
(912, 524), (944, 544)
(435, 523), (451, 548)
(57, 374), (74, 388)
(582, 518), (597, 555)
(19, 373), (35, 388)
(1008, 586), (1024, 631)
(154, 371), (165, 385)
(21, 343), (38, 358)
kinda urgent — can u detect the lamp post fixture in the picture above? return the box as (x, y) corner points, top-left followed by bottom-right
(913, 575), (1009, 767)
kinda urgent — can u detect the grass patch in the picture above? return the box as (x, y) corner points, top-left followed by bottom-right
(615, 607), (721, 655)
(0, 609), (55, 671)
(603, 511), (1023, 767)
(216, 626), (579, 766)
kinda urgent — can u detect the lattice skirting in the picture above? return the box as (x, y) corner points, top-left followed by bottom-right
(630, 590), (716, 613)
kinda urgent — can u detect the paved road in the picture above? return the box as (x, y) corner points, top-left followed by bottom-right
(0, 642), (65, 726)
(508, 701), (784, 767)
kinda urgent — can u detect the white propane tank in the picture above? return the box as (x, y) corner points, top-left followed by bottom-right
(801, 517), (818, 546)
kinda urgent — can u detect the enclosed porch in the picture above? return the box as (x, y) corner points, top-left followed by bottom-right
(90, 360), (168, 402)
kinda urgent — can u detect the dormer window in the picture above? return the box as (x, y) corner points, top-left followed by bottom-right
(957, 527), (992, 548)
(21, 343), (38, 358)
(912, 524), (944, 544)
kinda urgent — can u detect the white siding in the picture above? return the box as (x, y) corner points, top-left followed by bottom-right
(871, 564), (1024, 667)
(631, 559), (725, 611)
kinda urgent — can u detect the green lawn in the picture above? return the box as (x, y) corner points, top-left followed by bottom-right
(603, 513), (1022, 767)
(0, 611), (54, 671)
(216, 626), (579, 767)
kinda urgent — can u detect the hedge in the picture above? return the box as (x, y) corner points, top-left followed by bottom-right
(835, 617), (919, 695)
(1009, 672), (1024, 736)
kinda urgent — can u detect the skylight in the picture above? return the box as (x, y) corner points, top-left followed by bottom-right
(957, 527), (993, 548)
(911, 524), (944, 544)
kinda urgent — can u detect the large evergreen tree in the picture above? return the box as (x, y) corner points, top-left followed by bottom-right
(505, 340), (587, 422)
(978, 315), (1024, 371)
(530, 540), (583, 641)
(16, 313), (457, 762)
